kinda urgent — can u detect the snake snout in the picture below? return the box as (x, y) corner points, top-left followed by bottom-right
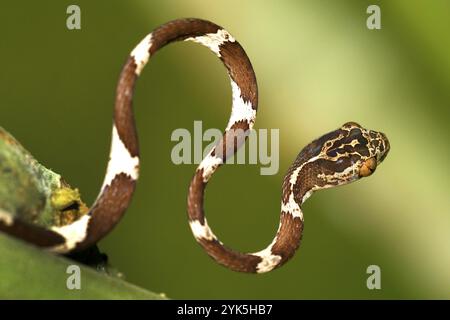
(378, 132), (390, 162)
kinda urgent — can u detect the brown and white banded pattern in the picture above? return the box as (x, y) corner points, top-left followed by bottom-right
(0, 19), (390, 273)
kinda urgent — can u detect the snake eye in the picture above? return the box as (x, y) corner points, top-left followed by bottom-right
(359, 157), (377, 177)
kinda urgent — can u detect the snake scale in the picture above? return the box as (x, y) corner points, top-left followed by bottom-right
(0, 18), (389, 273)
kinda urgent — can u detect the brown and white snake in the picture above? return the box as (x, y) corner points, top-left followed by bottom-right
(0, 18), (390, 273)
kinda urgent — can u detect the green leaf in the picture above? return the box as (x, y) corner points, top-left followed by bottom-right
(0, 232), (166, 299)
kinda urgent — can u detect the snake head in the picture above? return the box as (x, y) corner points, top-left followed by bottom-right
(301, 121), (390, 189)
(337, 122), (390, 179)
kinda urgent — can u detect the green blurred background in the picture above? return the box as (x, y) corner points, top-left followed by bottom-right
(0, 0), (449, 299)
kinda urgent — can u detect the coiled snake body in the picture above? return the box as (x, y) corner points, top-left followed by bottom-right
(0, 19), (389, 273)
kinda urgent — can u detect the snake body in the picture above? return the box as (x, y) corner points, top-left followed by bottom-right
(0, 18), (389, 273)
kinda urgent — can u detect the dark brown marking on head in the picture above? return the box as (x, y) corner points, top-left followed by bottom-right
(353, 144), (370, 157)
(307, 130), (341, 159)
(77, 173), (136, 251)
(197, 238), (262, 273)
(0, 218), (66, 247)
(327, 128), (368, 157)
(187, 169), (206, 224)
(270, 212), (304, 267)
(372, 139), (380, 149)
(114, 57), (140, 157)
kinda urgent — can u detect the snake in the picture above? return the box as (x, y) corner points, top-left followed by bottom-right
(0, 18), (390, 273)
